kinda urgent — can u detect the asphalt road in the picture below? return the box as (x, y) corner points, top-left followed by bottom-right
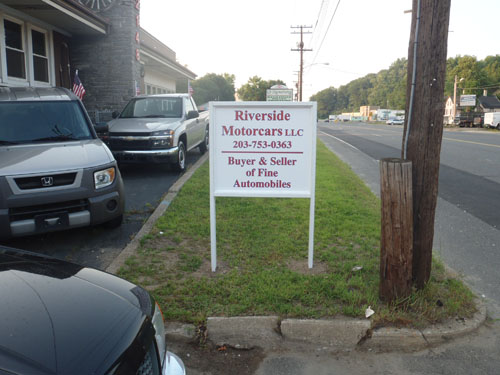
(317, 121), (500, 318)
(0, 149), (204, 270)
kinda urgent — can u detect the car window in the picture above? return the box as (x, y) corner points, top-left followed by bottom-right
(185, 98), (194, 115)
(0, 101), (93, 144)
(120, 97), (183, 119)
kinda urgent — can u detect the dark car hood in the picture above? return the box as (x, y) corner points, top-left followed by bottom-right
(0, 247), (152, 375)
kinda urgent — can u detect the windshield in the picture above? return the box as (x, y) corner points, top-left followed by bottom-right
(119, 97), (183, 119)
(0, 101), (93, 145)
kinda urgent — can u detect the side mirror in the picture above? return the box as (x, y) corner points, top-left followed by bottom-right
(186, 110), (199, 120)
(112, 111), (120, 119)
(94, 123), (109, 133)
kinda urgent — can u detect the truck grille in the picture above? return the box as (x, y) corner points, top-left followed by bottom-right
(9, 199), (89, 222)
(107, 138), (153, 151)
(14, 173), (77, 190)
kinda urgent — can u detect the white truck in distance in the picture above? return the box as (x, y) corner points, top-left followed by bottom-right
(102, 94), (209, 171)
(484, 112), (500, 130)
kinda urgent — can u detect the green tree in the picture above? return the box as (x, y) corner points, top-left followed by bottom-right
(480, 55), (500, 98)
(310, 87), (337, 119)
(191, 73), (235, 105)
(310, 55), (500, 118)
(237, 76), (286, 101)
(446, 55), (486, 97)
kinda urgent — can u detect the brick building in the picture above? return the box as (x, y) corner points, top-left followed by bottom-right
(0, 0), (195, 121)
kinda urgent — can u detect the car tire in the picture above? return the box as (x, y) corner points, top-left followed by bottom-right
(199, 126), (209, 154)
(104, 214), (123, 228)
(175, 141), (186, 172)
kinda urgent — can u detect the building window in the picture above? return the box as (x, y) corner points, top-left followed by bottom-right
(31, 28), (48, 82)
(4, 19), (26, 79)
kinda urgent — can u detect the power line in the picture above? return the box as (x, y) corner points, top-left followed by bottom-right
(458, 82), (500, 90)
(311, 0), (341, 65)
(309, 0), (329, 58)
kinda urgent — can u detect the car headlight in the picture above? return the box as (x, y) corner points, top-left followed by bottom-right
(151, 130), (174, 148)
(94, 167), (116, 189)
(152, 302), (166, 367)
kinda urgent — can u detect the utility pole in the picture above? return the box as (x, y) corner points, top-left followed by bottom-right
(402, 0), (451, 289)
(291, 25), (312, 101)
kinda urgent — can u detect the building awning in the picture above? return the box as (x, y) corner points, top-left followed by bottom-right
(140, 28), (196, 81)
(0, 0), (109, 36)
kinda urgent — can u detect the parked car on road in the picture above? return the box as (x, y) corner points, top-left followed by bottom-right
(386, 118), (404, 125)
(102, 94), (209, 171)
(0, 87), (125, 240)
(484, 112), (500, 129)
(456, 112), (483, 128)
(0, 245), (185, 375)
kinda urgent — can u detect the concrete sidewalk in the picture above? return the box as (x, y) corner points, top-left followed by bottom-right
(106, 152), (487, 353)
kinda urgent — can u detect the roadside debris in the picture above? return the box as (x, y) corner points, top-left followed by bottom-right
(365, 306), (375, 318)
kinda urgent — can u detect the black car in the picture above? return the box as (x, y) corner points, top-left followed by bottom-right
(0, 245), (185, 375)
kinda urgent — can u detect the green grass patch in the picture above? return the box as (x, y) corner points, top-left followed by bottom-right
(118, 140), (476, 327)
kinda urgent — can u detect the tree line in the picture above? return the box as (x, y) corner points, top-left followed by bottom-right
(310, 55), (500, 119)
(189, 73), (286, 105)
(188, 55), (500, 119)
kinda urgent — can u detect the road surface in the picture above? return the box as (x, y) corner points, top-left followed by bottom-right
(318, 121), (500, 319)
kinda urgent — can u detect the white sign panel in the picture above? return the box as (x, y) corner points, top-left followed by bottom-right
(266, 89), (294, 101)
(460, 94), (476, 107)
(210, 102), (316, 198)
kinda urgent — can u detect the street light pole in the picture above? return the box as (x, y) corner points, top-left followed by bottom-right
(452, 75), (464, 121)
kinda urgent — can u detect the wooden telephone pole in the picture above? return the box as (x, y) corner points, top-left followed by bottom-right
(402, 0), (451, 289)
(291, 26), (312, 101)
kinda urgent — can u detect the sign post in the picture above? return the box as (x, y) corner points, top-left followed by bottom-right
(209, 102), (317, 271)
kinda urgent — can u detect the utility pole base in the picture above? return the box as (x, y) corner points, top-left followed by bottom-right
(379, 158), (413, 302)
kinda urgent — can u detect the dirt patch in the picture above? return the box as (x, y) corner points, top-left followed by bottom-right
(286, 259), (329, 275)
(168, 341), (265, 375)
(191, 258), (232, 279)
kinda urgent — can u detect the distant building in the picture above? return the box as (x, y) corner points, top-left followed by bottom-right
(376, 109), (404, 121)
(360, 105), (380, 120)
(444, 97), (455, 124)
(477, 96), (500, 113)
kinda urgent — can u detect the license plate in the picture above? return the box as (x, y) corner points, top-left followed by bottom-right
(35, 211), (69, 232)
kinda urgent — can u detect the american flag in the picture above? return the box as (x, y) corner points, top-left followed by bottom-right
(72, 70), (86, 100)
(188, 80), (194, 97)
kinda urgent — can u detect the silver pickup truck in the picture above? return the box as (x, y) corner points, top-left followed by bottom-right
(102, 94), (209, 171)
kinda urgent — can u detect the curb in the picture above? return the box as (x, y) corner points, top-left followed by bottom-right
(167, 299), (486, 352)
(106, 153), (209, 275)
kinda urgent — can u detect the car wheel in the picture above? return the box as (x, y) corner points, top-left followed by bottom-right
(175, 141), (186, 172)
(199, 127), (209, 154)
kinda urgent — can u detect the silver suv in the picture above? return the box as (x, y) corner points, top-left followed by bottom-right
(0, 87), (124, 239)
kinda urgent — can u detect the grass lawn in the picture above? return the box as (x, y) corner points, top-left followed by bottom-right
(118, 141), (476, 328)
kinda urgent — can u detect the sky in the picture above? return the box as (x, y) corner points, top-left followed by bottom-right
(141, 0), (500, 100)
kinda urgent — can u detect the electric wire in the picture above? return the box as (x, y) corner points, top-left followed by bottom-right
(310, 0), (341, 65)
